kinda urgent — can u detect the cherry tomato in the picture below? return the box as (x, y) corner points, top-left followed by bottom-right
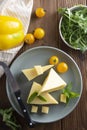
(24, 33), (35, 45)
(49, 56), (59, 65)
(56, 62), (68, 73)
(34, 28), (45, 39)
(35, 8), (46, 18)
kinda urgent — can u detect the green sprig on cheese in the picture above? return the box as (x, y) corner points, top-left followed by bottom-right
(38, 95), (47, 102)
(28, 91), (47, 103)
(28, 92), (38, 103)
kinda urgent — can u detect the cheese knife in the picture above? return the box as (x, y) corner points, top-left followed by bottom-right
(0, 61), (35, 128)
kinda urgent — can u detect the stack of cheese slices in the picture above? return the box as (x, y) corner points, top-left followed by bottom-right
(22, 65), (67, 105)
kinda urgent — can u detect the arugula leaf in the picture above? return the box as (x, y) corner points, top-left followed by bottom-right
(0, 107), (21, 130)
(62, 82), (80, 103)
(58, 6), (87, 52)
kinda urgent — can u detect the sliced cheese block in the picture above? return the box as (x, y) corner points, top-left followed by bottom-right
(22, 65), (53, 81)
(31, 105), (38, 113)
(38, 68), (67, 94)
(41, 106), (49, 114)
(27, 82), (58, 104)
(42, 65), (54, 72)
(34, 65), (43, 75)
(60, 94), (67, 103)
(22, 68), (37, 80)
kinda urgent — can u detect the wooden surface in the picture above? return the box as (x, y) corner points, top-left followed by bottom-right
(0, 0), (87, 130)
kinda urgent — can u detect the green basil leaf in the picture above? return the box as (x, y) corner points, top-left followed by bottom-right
(38, 95), (47, 102)
(28, 92), (38, 103)
(63, 91), (70, 98)
(61, 82), (80, 104)
(69, 92), (80, 98)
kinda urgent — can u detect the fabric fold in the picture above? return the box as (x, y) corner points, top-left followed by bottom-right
(0, 0), (33, 77)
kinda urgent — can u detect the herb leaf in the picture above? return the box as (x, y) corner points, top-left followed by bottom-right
(62, 82), (80, 103)
(58, 6), (87, 52)
(28, 92), (38, 103)
(69, 91), (80, 98)
(0, 107), (21, 130)
(38, 95), (47, 102)
(28, 91), (47, 103)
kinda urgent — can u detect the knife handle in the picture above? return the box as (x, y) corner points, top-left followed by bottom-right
(0, 61), (35, 127)
(15, 92), (35, 128)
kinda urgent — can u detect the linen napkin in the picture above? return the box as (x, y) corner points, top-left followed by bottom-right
(0, 0), (33, 77)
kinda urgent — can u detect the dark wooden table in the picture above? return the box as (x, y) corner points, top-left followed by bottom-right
(0, 0), (87, 130)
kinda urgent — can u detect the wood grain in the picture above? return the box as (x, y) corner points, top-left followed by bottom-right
(0, 0), (87, 130)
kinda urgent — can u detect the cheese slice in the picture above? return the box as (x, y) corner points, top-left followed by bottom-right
(34, 65), (43, 75)
(38, 68), (67, 95)
(31, 105), (38, 113)
(42, 65), (54, 72)
(41, 106), (49, 114)
(60, 94), (67, 103)
(22, 68), (37, 80)
(27, 82), (58, 104)
(22, 65), (53, 81)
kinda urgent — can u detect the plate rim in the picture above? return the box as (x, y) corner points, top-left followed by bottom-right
(6, 46), (83, 123)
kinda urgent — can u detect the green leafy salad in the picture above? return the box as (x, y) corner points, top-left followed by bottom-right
(58, 5), (87, 52)
(0, 107), (21, 130)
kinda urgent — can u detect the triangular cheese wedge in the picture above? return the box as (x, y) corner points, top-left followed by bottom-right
(27, 82), (58, 104)
(42, 65), (54, 72)
(22, 68), (37, 80)
(38, 68), (67, 95)
(22, 65), (53, 81)
(34, 65), (43, 75)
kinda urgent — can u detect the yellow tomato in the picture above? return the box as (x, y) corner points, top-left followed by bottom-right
(49, 56), (59, 65)
(56, 62), (68, 73)
(35, 8), (46, 18)
(33, 28), (45, 39)
(0, 15), (24, 50)
(24, 33), (35, 45)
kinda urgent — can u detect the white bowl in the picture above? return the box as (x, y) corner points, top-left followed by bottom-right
(59, 5), (87, 51)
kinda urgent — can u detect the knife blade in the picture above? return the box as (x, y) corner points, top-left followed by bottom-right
(0, 61), (35, 128)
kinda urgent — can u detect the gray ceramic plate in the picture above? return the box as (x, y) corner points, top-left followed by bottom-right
(6, 46), (83, 123)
